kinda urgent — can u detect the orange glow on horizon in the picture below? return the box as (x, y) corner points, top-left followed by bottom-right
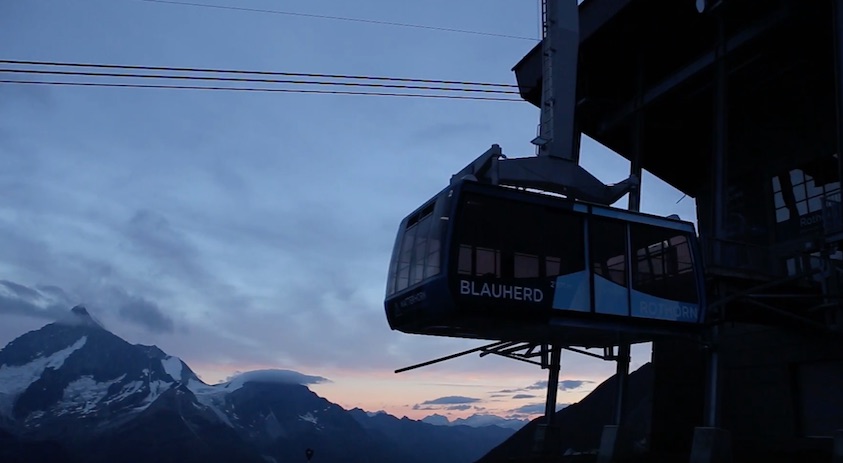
(186, 360), (617, 422)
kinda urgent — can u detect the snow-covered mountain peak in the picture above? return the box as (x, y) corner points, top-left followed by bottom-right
(0, 306), (519, 463)
(61, 305), (105, 330)
(71, 305), (91, 317)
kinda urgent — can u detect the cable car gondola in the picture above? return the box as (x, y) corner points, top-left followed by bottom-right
(384, 179), (706, 348)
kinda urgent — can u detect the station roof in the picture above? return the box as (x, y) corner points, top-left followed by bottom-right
(513, 0), (836, 196)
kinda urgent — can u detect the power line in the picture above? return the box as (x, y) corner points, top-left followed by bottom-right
(136, 0), (538, 42)
(0, 68), (520, 95)
(0, 80), (523, 101)
(0, 59), (524, 101)
(0, 60), (518, 89)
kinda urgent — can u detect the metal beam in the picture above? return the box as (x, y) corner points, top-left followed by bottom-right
(543, 345), (563, 454)
(711, 5), (729, 270)
(484, 351), (545, 367)
(628, 42), (645, 213)
(564, 346), (612, 360)
(531, 344), (563, 455)
(833, 0), (843, 198)
(394, 341), (510, 373)
(597, 8), (788, 135)
(536, 0), (580, 161)
(614, 343), (631, 425)
(544, 345), (562, 423)
(450, 144), (639, 206)
(478, 342), (534, 357)
(704, 325), (720, 427)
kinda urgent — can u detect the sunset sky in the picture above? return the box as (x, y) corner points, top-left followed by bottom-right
(0, 0), (696, 421)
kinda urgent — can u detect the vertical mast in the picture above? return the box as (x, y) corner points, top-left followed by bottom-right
(535, 0), (580, 162)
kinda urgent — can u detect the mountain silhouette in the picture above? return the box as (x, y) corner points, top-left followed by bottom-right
(0, 306), (515, 463)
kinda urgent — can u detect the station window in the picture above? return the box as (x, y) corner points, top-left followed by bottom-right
(772, 169), (841, 224)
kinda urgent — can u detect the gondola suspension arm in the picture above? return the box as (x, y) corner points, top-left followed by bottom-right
(451, 0), (639, 206)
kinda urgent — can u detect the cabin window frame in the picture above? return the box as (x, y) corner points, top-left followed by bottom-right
(451, 191), (586, 283)
(390, 201), (443, 294)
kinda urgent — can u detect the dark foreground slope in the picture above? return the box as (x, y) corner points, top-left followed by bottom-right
(477, 363), (654, 463)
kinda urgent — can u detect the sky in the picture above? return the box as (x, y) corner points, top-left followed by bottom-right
(0, 0), (697, 421)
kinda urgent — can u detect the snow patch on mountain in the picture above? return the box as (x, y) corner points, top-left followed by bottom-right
(161, 356), (183, 381)
(141, 380), (172, 405)
(299, 412), (318, 425)
(187, 378), (235, 427)
(60, 374), (126, 415)
(186, 378), (216, 395)
(106, 380), (145, 405)
(264, 410), (284, 440)
(0, 336), (88, 417)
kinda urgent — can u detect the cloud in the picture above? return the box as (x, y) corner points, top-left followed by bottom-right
(410, 122), (492, 144)
(511, 403), (546, 415)
(123, 209), (209, 286)
(225, 369), (331, 387)
(512, 394), (536, 399)
(525, 379), (593, 391)
(526, 381), (547, 390)
(117, 294), (175, 334)
(446, 405), (473, 411)
(510, 403), (570, 415)
(421, 396), (482, 405)
(560, 380), (593, 390)
(0, 277), (175, 336)
(413, 395), (485, 411)
(0, 83), (53, 103)
(425, 383), (497, 389)
(0, 280), (71, 320)
(36, 285), (71, 301)
(0, 280), (40, 300)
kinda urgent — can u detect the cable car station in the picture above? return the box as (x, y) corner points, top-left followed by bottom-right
(386, 0), (843, 461)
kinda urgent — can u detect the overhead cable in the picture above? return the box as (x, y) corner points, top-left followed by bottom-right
(136, 0), (538, 42)
(0, 68), (520, 95)
(0, 80), (523, 102)
(0, 60), (518, 89)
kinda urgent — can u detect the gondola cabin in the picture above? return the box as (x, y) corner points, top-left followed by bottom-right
(384, 180), (706, 347)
